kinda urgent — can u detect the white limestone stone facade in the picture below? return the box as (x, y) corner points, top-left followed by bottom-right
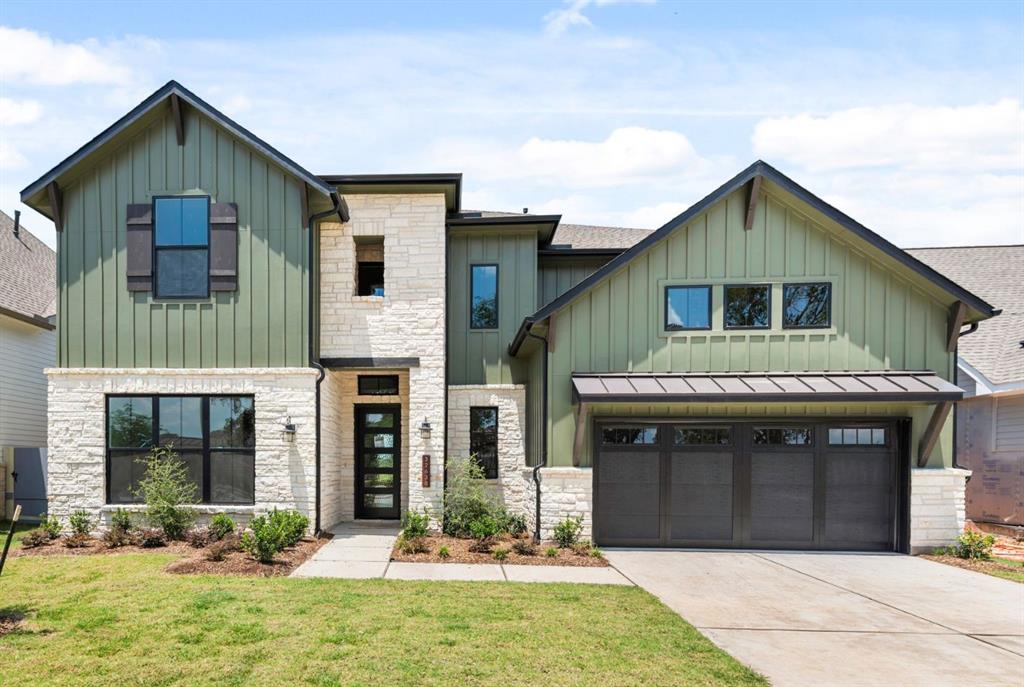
(909, 467), (971, 553)
(528, 467), (593, 540)
(45, 368), (317, 532)
(318, 193), (447, 517)
(447, 385), (529, 518)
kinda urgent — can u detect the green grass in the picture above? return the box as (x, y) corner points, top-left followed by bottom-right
(0, 520), (36, 553)
(989, 557), (1024, 583)
(0, 552), (765, 687)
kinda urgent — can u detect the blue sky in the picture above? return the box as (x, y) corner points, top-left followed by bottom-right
(1, 0), (1021, 249)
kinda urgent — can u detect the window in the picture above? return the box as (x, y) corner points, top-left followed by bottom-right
(828, 427), (886, 446)
(665, 285), (711, 331)
(470, 264), (498, 329)
(784, 282), (831, 328)
(753, 426), (813, 446)
(154, 196), (209, 298)
(470, 407), (499, 479)
(724, 284), (770, 329)
(355, 237), (385, 296)
(601, 426), (659, 445)
(358, 375), (399, 396)
(674, 426), (731, 446)
(106, 395), (255, 505)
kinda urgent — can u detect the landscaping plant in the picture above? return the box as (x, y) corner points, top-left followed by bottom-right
(492, 547), (509, 561)
(545, 547), (558, 558)
(138, 528), (168, 548)
(209, 513), (235, 541)
(468, 514), (500, 552)
(133, 446), (197, 539)
(20, 529), (51, 549)
(497, 509), (528, 537)
(40, 514), (62, 540)
(946, 531), (996, 560)
(68, 510), (93, 537)
(442, 457), (499, 537)
(512, 539), (536, 556)
(398, 535), (429, 554)
(437, 545), (450, 559)
(241, 514), (287, 563)
(110, 508), (134, 535)
(267, 509), (309, 547)
(553, 516), (583, 548)
(186, 528), (212, 548)
(401, 509), (430, 539)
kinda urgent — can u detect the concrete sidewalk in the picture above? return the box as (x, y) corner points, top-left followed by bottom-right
(291, 524), (631, 585)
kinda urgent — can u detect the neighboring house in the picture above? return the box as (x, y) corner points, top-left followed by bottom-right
(19, 81), (999, 554)
(0, 210), (57, 521)
(907, 245), (1024, 527)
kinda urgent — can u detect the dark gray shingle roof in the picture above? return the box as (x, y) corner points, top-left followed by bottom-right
(0, 211), (56, 324)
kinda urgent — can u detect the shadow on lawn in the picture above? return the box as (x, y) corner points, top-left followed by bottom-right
(0, 605), (45, 637)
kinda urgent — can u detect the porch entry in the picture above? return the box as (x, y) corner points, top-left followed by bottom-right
(355, 404), (401, 519)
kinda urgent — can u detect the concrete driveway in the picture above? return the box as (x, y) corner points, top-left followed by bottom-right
(606, 550), (1024, 687)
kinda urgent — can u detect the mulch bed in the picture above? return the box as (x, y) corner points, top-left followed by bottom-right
(0, 611), (26, 637)
(391, 534), (609, 567)
(11, 538), (195, 558)
(921, 554), (1024, 581)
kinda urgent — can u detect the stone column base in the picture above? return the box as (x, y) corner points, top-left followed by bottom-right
(519, 467), (593, 540)
(910, 467), (971, 553)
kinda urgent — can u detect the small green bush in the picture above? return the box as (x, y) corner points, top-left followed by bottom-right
(241, 514), (286, 563)
(133, 446), (197, 539)
(492, 547), (509, 561)
(497, 510), (528, 537)
(40, 514), (61, 539)
(186, 528), (212, 548)
(63, 533), (92, 548)
(443, 457), (500, 537)
(553, 516), (583, 548)
(102, 527), (133, 548)
(467, 514), (499, 552)
(572, 539), (595, 557)
(401, 509), (430, 539)
(204, 536), (239, 561)
(398, 535), (429, 555)
(512, 539), (536, 556)
(68, 510), (93, 537)
(437, 545), (451, 559)
(267, 509), (309, 548)
(948, 531), (996, 560)
(138, 528), (167, 548)
(110, 508), (133, 534)
(590, 547), (603, 559)
(545, 546), (558, 558)
(209, 513), (235, 541)
(21, 528), (51, 548)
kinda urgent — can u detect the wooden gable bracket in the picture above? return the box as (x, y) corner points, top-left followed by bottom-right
(744, 174), (763, 231)
(571, 402), (590, 467)
(169, 93), (185, 146)
(946, 300), (968, 353)
(47, 181), (63, 232)
(917, 401), (952, 467)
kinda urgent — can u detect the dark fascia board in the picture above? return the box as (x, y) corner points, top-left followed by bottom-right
(447, 214), (561, 246)
(320, 356), (420, 369)
(0, 305), (56, 330)
(320, 173), (462, 214)
(538, 248), (625, 259)
(508, 159), (999, 356)
(21, 80), (334, 209)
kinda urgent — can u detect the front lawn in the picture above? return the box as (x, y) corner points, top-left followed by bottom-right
(0, 552), (765, 687)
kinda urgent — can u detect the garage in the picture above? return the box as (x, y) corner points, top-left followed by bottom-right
(593, 419), (906, 551)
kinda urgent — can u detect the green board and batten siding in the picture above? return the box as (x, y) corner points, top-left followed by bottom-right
(542, 186), (956, 467)
(56, 108), (309, 368)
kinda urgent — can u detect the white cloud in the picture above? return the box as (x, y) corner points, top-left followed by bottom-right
(621, 201), (690, 229)
(0, 26), (133, 85)
(543, 0), (654, 36)
(0, 141), (28, 169)
(0, 97), (43, 125)
(752, 100), (1024, 172)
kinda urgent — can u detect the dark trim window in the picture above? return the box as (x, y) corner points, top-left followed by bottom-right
(358, 375), (399, 396)
(753, 426), (813, 446)
(106, 395), (255, 505)
(665, 285), (712, 331)
(355, 236), (386, 297)
(470, 264), (498, 329)
(674, 426), (731, 446)
(828, 427), (886, 446)
(783, 282), (831, 328)
(154, 196), (210, 298)
(601, 426), (659, 445)
(724, 284), (770, 329)
(469, 407), (499, 479)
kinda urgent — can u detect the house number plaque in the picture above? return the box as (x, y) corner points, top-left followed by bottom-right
(421, 455), (430, 488)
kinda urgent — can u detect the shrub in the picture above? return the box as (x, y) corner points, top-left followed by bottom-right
(68, 510), (93, 537)
(133, 446), (197, 539)
(572, 539), (594, 557)
(241, 514), (286, 563)
(204, 538), (238, 562)
(492, 547), (509, 561)
(437, 545), (450, 559)
(398, 535), (429, 555)
(443, 457), (499, 537)
(497, 510), (528, 537)
(590, 547), (603, 559)
(110, 508), (133, 535)
(266, 509), (309, 548)
(21, 528), (51, 549)
(186, 528), (212, 548)
(102, 528), (133, 548)
(63, 533), (92, 549)
(40, 514), (62, 540)
(209, 513), (235, 541)
(138, 528), (168, 548)
(948, 531), (996, 560)
(467, 514), (500, 552)
(512, 539), (536, 556)
(401, 509), (430, 539)
(545, 547), (558, 558)
(553, 516), (583, 548)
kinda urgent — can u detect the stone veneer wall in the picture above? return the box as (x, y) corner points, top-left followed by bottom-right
(447, 385), (529, 518)
(318, 193), (447, 516)
(910, 467), (971, 553)
(46, 368), (317, 531)
(320, 369), (410, 527)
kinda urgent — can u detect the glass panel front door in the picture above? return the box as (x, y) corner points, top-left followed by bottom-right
(355, 405), (401, 519)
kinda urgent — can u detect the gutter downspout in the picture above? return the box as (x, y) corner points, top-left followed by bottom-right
(950, 321), (979, 473)
(525, 329), (549, 543)
(308, 192), (344, 535)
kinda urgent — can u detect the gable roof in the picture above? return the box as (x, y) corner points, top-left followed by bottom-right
(907, 244), (1024, 386)
(509, 160), (999, 356)
(21, 80), (333, 216)
(0, 211), (56, 329)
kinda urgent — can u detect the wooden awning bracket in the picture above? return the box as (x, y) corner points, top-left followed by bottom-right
(571, 402), (590, 467)
(946, 301), (967, 353)
(744, 175), (762, 231)
(917, 401), (952, 467)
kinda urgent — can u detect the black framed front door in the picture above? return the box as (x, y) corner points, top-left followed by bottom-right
(355, 405), (401, 519)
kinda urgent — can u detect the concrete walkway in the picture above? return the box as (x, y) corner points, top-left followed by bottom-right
(606, 549), (1024, 687)
(291, 523), (631, 585)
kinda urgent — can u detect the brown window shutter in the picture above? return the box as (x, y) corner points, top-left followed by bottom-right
(126, 204), (153, 291)
(209, 202), (238, 291)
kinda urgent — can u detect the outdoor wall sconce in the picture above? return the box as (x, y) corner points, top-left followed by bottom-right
(282, 416), (296, 442)
(420, 417), (432, 436)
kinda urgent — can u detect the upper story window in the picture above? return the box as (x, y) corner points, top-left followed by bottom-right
(470, 264), (498, 329)
(724, 284), (770, 329)
(470, 406), (499, 479)
(355, 237), (385, 296)
(154, 196), (210, 299)
(358, 375), (399, 396)
(665, 285), (711, 331)
(783, 282), (831, 328)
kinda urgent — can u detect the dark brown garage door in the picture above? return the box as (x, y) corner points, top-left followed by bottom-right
(593, 420), (902, 551)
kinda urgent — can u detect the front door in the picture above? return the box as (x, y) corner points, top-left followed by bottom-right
(355, 405), (401, 519)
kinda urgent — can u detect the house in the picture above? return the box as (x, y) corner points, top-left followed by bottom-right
(0, 210), (57, 521)
(907, 245), (1024, 528)
(19, 81), (999, 553)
